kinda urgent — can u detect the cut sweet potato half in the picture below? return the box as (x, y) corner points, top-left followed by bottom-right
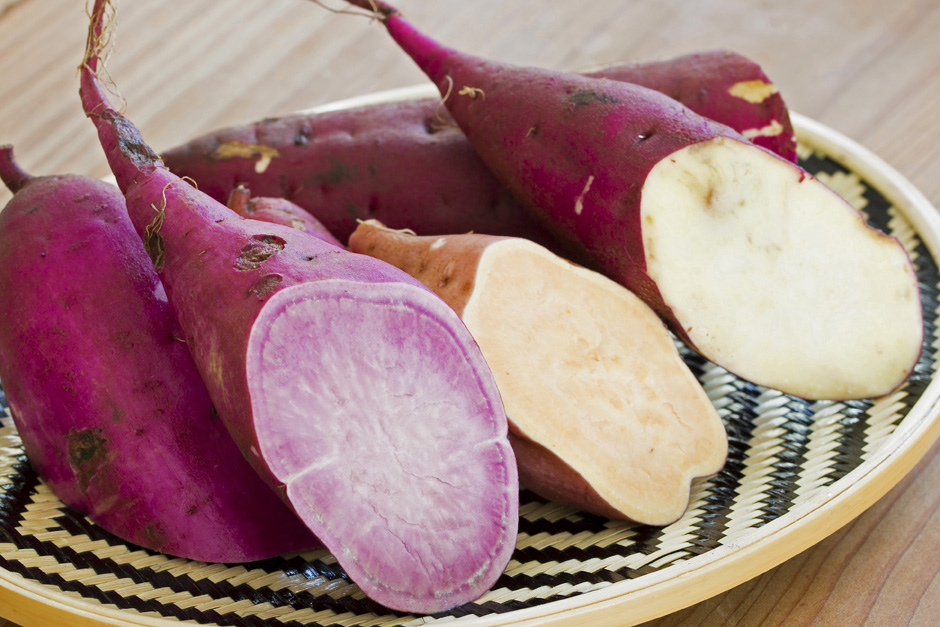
(350, 222), (728, 525)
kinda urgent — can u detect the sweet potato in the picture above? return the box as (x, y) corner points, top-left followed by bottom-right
(226, 184), (344, 247)
(344, 0), (923, 401)
(0, 145), (318, 562)
(350, 221), (728, 525)
(161, 49), (795, 246)
(80, 1), (517, 613)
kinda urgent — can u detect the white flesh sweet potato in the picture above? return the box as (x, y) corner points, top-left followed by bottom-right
(346, 0), (923, 400)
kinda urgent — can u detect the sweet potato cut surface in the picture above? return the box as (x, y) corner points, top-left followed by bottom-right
(350, 223), (728, 524)
(641, 137), (923, 399)
(250, 280), (517, 603)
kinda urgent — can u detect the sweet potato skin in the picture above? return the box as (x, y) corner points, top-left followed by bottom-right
(163, 99), (551, 246)
(586, 50), (796, 161)
(0, 168), (318, 562)
(161, 51), (795, 246)
(226, 184), (345, 247)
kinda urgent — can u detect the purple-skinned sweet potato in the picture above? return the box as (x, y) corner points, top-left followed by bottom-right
(160, 50), (795, 246)
(583, 51), (796, 161)
(350, 220), (728, 525)
(226, 184), (344, 247)
(80, 1), (517, 613)
(0, 145), (319, 562)
(344, 0), (923, 401)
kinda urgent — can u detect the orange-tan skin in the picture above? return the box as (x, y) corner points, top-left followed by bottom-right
(349, 221), (691, 522)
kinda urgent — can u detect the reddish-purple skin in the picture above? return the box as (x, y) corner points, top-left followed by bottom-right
(352, 0), (765, 341)
(226, 186), (345, 248)
(160, 51), (795, 248)
(80, 2), (518, 612)
(586, 51), (797, 162)
(0, 147), (318, 563)
(162, 99), (554, 247)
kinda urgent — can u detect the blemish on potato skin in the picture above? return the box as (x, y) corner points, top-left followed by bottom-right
(568, 89), (620, 106)
(728, 80), (778, 104)
(67, 427), (110, 494)
(144, 521), (169, 550)
(574, 175), (595, 215)
(211, 141), (280, 174)
(294, 125), (313, 147)
(235, 234), (286, 270)
(249, 274), (283, 300)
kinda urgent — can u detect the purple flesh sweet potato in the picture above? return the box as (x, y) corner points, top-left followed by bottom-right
(0, 145), (318, 562)
(161, 50), (795, 246)
(80, 1), (517, 613)
(345, 0), (923, 401)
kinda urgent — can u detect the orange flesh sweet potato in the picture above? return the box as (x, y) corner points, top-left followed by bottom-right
(350, 221), (728, 525)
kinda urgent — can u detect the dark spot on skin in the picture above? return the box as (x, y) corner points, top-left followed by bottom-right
(438, 276), (450, 288)
(310, 158), (355, 185)
(112, 330), (135, 350)
(345, 201), (362, 220)
(39, 252), (45, 258)
(294, 125), (313, 146)
(26, 204), (40, 214)
(141, 379), (164, 393)
(568, 89), (620, 106)
(106, 111), (161, 169)
(68, 428), (107, 468)
(67, 427), (109, 494)
(144, 521), (169, 550)
(186, 504), (199, 515)
(367, 197), (380, 216)
(134, 428), (146, 437)
(249, 274), (283, 300)
(211, 407), (219, 418)
(235, 234), (286, 270)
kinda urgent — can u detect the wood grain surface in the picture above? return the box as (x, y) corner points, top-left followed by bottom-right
(1, 0), (939, 625)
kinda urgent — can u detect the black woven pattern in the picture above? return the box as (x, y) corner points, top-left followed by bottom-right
(0, 146), (935, 626)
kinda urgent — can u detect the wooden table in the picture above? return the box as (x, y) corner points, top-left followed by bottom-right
(1, 0), (939, 625)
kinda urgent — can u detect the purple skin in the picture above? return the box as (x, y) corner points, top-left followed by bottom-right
(160, 51), (795, 248)
(225, 185), (346, 248)
(0, 146), (319, 562)
(80, 1), (518, 613)
(585, 51), (797, 162)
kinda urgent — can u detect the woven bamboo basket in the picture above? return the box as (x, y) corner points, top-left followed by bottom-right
(0, 87), (938, 627)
